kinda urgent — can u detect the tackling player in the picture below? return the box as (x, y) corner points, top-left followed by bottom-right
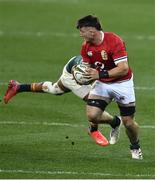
(4, 55), (121, 147)
(76, 15), (143, 159)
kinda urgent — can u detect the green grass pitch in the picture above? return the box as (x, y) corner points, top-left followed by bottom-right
(0, 0), (155, 178)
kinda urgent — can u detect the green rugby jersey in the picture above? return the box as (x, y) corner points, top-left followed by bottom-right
(65, 55), (82, 73)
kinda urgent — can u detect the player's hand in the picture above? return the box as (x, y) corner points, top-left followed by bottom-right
(85, 68), (99, 80)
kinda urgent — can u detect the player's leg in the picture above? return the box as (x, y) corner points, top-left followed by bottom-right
(3, 79), (69, 104)
(86, 80), (122, 146)
(118, 105), (143, 160)
(86, 101), (121, 144)
(86, 95), (111, 146)
(86, 98), (121, 144)
(42, 66), (72, 95)
(42, 80), (70, 94)
(114, 78), (143, 159)
(97, 111), (121, 128)
(3, 65), (72, 104)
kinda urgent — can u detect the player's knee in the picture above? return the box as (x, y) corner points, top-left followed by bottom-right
(122, 116), (138, 130)
(87, 109), (102, 124)
(87, 112), (97, 123)
(42, 81), (64, 95)
(122, 116), (133, 126)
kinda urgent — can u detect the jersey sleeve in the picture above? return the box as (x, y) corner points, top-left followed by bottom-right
(111, 34), (128, 65)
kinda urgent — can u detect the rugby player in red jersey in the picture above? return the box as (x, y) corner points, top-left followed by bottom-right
(76, 15), (143, 159)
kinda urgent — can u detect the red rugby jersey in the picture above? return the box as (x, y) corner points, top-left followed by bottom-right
(81, 32), (132, 83)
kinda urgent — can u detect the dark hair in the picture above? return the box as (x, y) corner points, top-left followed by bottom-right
(76, 15), (102, 31)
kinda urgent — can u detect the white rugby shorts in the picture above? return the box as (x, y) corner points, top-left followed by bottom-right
(60, 65), (91, 99)
(89, 77), (135, 105)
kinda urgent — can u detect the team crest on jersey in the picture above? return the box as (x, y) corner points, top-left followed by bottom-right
(87, 51), (93, 57)
(101, 50), (108, 60)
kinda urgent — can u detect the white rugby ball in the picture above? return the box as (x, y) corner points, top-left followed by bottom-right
(72, 64), (92, 85)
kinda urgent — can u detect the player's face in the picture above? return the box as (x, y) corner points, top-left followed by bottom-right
(79, 27), (96, 43)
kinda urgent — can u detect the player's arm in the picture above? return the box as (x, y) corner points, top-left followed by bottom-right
(86, 60), (129, 80)
(106, 61), (129, 78)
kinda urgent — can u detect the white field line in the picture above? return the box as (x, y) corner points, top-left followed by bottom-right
(0, 121), (154, 129)
(135, 86), (155, 90)
(0, 168), (154, 178)
(0, 82), (155, 91)
(0, 30), (155, 41)
(0, 121), (84, 128)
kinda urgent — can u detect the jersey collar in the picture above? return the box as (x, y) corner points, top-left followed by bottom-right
(100, 31), (104, 43)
